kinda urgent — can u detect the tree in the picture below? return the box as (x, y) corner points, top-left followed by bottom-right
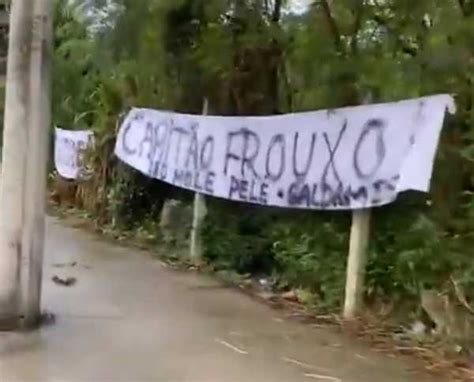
(51, 0), (474, 318)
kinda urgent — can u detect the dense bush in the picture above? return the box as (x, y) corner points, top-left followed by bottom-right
(202, 201), (277, 274)
(270, 213), (350, 309)
(202, 191), (474, 312)
(52, 0), (474, 315)
(105, 166), (173, 230)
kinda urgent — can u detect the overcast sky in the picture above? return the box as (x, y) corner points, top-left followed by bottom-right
(287, 0), (312, 14)
(82, 0), (313, 32)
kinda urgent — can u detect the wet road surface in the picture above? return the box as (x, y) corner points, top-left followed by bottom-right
(1, 218), (442, 381)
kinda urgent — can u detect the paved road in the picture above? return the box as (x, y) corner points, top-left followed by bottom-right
(1, 218), (441, 382)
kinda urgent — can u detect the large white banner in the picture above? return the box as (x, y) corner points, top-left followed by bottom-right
(54, 127), (94, 180)
(114, 94), (455, 210)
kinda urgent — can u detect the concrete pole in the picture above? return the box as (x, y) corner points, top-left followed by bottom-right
(0, 0), (33, 330)
(20, 0), (52, 328)
(189, 99), (209, 265)
(343, 208), (371, 319)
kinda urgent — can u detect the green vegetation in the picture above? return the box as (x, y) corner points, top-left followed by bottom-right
(52, 0), (474, 320)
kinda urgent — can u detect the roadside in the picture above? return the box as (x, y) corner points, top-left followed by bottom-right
(50, 206), (474, 381)
(0, 215), (454, 381)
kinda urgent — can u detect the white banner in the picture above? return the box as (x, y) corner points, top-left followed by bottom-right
(54, 127), (94, 180)
(114, 94), (455, 210)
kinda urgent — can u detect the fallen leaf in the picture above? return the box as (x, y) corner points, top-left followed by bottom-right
(52, 276), (77, 287)
(281, 290), (299, 302)
(304, 373), (342, 381)
(214, 338), (248, 355)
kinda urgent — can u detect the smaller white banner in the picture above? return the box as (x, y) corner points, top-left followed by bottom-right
(54, 127), (94, 180)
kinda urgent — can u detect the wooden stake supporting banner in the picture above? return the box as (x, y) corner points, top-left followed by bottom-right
(189, 99), (209, 264)
(344, 208), (371, 319)
(343, 95), (373, 320)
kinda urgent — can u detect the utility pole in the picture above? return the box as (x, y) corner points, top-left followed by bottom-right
(20, 0), (52, 328)
(0, 0), (34, 330)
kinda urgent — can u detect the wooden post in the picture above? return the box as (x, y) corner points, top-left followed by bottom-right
(0, 0), (33, 330)
(189, 99), (209, 264)
(343, 95), (373, 320)
(20, 0), (52, 328)
(343, 208), (371, 319)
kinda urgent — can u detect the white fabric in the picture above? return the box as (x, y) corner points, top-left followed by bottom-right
(54, 127), (94, 180)
(114, 94), (455, 210)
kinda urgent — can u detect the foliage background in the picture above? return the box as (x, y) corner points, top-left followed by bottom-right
(51, 0), (474, 317)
